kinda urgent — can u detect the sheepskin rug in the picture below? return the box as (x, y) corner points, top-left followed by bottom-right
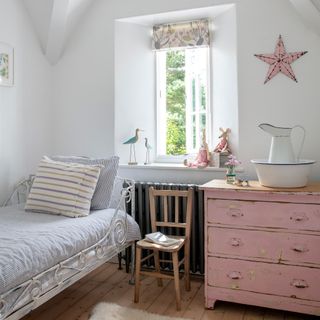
(89, 302), (187, 320)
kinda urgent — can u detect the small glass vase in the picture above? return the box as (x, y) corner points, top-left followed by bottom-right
(226, 166), (236, 184)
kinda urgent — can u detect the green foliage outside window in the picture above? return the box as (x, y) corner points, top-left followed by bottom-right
(166, 50), (186, 155)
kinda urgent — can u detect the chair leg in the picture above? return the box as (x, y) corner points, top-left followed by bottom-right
(134, 246), (142, 303)
(154, 250), (163, 287)
(172, 251), (181, 310)
(184, 241), (190, 291)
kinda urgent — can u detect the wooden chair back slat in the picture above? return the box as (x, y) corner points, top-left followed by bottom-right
(163, 196), (168, 222)
(149, 187), (157, 232)
(149, 187), (193, 239)
(175, 196), (179, 223)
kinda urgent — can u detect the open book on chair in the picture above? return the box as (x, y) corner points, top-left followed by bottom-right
(145, 232), (182, 247)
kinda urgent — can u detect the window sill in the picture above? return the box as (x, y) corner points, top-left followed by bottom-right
(119, 163), (244, 172)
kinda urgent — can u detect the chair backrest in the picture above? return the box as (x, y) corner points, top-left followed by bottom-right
(149, 187), (193, 239)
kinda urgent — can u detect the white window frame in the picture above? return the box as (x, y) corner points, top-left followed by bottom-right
(156, 47), (211, 163)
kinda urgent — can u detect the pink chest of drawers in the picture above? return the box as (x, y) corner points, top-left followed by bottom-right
(201, 180), (320, 316)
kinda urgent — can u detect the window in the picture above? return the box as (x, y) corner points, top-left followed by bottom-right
(153, 19), (211, 161)
(156, 47), (210, 159)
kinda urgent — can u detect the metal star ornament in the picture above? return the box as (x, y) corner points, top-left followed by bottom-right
(255, 35), (307, 84)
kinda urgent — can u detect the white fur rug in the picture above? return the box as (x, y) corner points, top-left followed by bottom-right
(89, 302), (187, 320)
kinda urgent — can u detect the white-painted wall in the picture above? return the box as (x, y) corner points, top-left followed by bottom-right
(212, 6), (238, 152)
(114, 21), (155, 165)
(114, 5), (238, 167)
(50, 0), (320, 184)
(0, 0), (53, 202)
(236, 0), (320, 178)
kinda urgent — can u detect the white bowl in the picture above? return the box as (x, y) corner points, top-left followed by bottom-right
(251, 159), (315, 188)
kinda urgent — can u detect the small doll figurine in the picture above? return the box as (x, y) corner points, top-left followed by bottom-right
(184, 130), (210, 168)
(214, 127), (231, 154)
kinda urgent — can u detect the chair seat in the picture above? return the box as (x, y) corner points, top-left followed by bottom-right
(137, 235), (185, 252)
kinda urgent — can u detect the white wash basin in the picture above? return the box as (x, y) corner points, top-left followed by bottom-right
(251, 159), (315, 188)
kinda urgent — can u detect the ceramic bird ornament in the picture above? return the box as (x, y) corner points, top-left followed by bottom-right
(123, 128), (144, 165)
(144, 138), (152, 165)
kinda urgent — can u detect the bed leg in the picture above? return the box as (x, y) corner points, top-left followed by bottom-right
(125, 247), (130, 273)
(118, 253), (123, 270)
(129, 242), (136, 285)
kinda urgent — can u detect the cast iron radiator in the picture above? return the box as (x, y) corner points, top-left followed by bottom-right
(133, 182), (205, 275)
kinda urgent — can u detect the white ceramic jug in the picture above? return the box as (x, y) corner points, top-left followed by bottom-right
(258, 123), (306, 163)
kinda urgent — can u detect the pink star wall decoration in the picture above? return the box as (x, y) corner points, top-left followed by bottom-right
(255, 35), (307, 84)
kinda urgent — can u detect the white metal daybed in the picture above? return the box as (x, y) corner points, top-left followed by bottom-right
(0, 177), (140, 320)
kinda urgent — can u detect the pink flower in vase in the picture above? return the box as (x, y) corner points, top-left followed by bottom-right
(225, 155), (241, 180)
(225, 154), (241, 167)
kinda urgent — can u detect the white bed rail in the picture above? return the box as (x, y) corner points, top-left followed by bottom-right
(0, 177), (136, 320)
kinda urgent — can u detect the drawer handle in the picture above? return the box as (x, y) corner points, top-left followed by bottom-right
(229, 238), (242, 247)
(227, 271), (242, 280)
(291, 279), (309, 289)
(290, 213), (309, 223)
(227, 209), (243, 218)
(291, 244), (309, 253)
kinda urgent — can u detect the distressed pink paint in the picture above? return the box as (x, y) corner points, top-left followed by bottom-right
(202, 180), (320, 316)
(207, 199), (320, 232)
(208, 227), (320, 265)
(208, 257), (320, 301)
(254, 35), (307, 84)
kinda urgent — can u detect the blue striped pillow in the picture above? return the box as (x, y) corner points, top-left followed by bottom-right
(25, 159), (101, 217)
(48, 156), (119, 209)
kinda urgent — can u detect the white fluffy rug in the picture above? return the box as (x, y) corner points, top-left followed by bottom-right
(89, 302), (187, 320)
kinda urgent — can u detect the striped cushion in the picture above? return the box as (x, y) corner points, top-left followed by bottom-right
(25, 159), (101, 217)
(49, 156), (119, 210)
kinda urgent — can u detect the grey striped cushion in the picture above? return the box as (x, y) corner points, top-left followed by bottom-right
(49, 156), (119, 210)
(25, 159), (101, 217)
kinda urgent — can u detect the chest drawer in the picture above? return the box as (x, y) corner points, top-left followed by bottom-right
(207, 257), (320, 302)
(208, 227), (320, 265)
(207, 199), (320, 232)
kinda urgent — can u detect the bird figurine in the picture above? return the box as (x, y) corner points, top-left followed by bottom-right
(123, 128), (143, 165)
(144, 138), (152, 165)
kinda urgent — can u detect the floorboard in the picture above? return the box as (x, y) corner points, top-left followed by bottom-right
(22, 263), (318, 320)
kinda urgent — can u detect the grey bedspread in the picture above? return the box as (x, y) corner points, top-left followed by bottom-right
(0, 205), (141, 295)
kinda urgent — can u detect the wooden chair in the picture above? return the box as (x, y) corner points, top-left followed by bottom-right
(134, 187), (193, 310)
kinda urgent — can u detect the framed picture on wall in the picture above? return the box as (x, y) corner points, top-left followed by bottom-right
(0, 42), (14, 86)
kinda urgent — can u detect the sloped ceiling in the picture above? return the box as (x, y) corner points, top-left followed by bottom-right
(23, 0), (95, 65)
(290, 0), (320, 36)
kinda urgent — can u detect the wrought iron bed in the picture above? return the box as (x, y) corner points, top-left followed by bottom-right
(0, 176), (137, 320)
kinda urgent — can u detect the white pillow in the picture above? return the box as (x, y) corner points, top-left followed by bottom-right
(48, 156), (119, 210)
(25, 158), (101, 217)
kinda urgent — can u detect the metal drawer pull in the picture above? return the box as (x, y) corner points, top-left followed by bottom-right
(230, 238), (242, 247)
(227, 209), (243, 218)
(290, 213), (308, 223)
(292, 244), (309, 253)
(291, 279), (309, 289)
(227, 271), (242, 280)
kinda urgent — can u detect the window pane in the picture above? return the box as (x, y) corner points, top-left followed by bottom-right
(192, 115), (196, 149)
(200, 84), (206, 112)
(156, 47), (209, 158)
(166, 50), (186, 155)
(200, 113), (206, 130)
(192, 78), (196, 112)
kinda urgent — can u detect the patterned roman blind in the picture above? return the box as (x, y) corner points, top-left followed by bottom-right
(152, 19), (210, 50)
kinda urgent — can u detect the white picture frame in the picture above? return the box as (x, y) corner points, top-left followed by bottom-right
(0, 42), (14, 86)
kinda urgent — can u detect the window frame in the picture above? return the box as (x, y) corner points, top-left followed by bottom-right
(155, 47), (211, 163)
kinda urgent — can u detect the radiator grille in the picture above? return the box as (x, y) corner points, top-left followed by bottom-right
(133, 182), (204, 274)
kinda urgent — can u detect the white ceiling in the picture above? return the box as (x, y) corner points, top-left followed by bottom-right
(290, 0), (320, 36)
(23, 0), (95, 65)
(22, 0), (320, 65)
(118, 4), (234, 27)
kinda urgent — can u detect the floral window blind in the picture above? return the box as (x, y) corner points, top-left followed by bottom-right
(152, 19), (210, 50)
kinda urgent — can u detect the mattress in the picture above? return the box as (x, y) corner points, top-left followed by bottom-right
(0, 204), (141, 295)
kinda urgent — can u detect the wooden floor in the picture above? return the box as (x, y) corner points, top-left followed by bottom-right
(22, 262), (317, 320)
